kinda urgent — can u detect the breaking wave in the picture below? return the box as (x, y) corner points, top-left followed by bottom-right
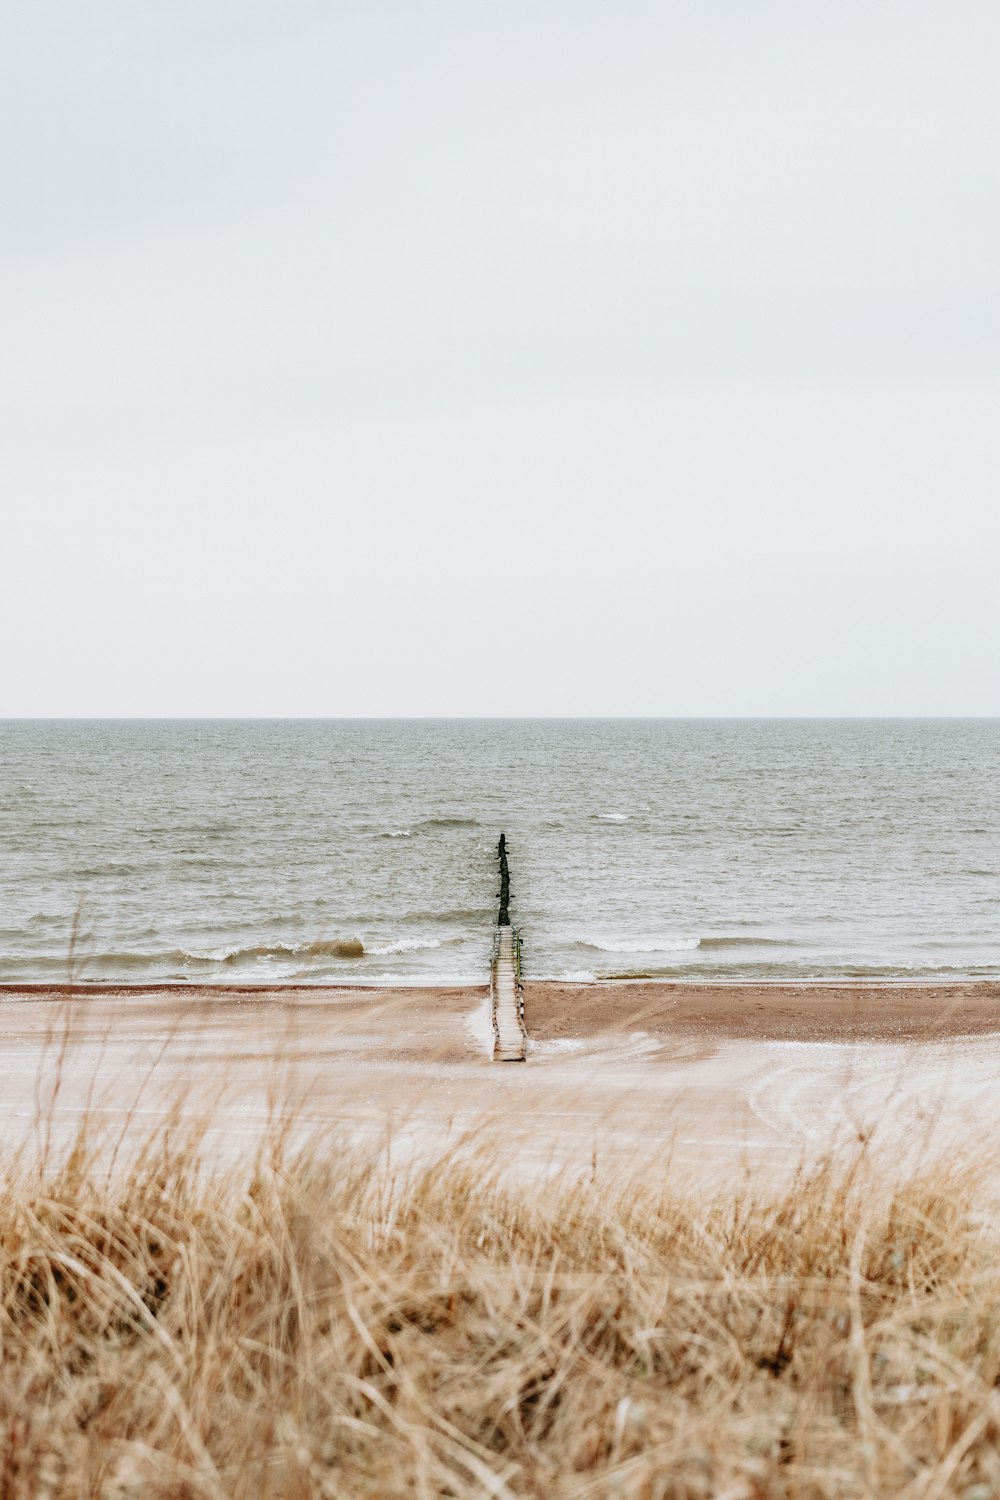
(190, 938), (366, 963)
(4, 934), (461, 976)
(580, 937), (700, 954)
(364, 938), (445, 956)
(580, 935), (795, 956)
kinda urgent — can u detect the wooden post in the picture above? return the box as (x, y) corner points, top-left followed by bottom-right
(491, 833), (526, 1060)
(497, 832), (511, 926)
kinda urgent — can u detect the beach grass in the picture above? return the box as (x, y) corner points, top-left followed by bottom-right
(2, 1107), (1000, 1499)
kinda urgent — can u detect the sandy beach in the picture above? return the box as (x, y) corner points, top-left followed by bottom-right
(527, 977), (1000, 1043)
(4, 980), (999, 1184)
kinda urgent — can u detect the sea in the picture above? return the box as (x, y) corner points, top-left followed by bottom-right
(1, 719), (998, 986)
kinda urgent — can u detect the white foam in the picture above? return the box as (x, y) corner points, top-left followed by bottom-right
(582, 937), (700, 954)
(595, 812), (630, 822)
(182, 943), (294, 962)
(365, 937), (443, 955)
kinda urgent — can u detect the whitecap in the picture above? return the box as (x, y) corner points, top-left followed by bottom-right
(580, 937), (700, 954)
(365, 937), (443, 956)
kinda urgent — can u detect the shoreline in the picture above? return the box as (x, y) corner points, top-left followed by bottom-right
(3, 978), (999, 1044)
(3, 975), (998, 990)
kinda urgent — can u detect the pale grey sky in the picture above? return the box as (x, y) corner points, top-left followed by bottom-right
(3, 1), (999, 715)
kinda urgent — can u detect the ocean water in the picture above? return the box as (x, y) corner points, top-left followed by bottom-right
(0, 719), (998, 986)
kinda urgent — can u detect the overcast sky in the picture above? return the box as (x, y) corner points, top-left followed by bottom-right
(2, 0), (998, 715)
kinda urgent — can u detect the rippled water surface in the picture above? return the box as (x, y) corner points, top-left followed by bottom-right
(1, 720), (998, 983)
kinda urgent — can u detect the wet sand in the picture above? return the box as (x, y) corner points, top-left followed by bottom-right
(2, 981), (999, 1184)
(526, 978), (1000, 1044)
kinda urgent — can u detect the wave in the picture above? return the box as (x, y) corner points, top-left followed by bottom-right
(594, 813), (630, 823)
(295, 938), (366, 960)
(12, 948), (198, 972)
(195, 938), (367, 963)
(417, 817), (479, 829)
(52, 939), (373, 968)
(580, 935), (795, 955)
(698, 936), (793, 950)
(28, 934), (453, 972)
(364, 938), (444, 955)
(378, 829), (412, 839)
(580, 937), (700, 954)
(599, 961), (1000, 982)
(604, 970), (669, 980)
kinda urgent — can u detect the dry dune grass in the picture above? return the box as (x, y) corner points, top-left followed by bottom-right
(3, 1107), (1000, 1500)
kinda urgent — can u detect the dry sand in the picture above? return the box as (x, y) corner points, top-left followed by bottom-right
(2, 980), (999, 1184)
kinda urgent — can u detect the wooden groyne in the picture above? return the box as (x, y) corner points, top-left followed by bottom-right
(491, 834), (527, 1061)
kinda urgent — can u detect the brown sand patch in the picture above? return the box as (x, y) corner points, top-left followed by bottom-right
(524, 978), (1000, 1044)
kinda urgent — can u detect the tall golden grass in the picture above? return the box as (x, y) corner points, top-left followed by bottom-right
(3, 1106), (1000, 1498)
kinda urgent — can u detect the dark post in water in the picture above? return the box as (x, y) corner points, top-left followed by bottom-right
(497, 833), (511, 926)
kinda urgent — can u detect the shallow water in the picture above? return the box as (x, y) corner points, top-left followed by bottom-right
(1, 719), (998, 984)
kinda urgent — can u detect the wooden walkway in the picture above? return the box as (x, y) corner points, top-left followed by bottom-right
(491, 923), (527, 1061)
